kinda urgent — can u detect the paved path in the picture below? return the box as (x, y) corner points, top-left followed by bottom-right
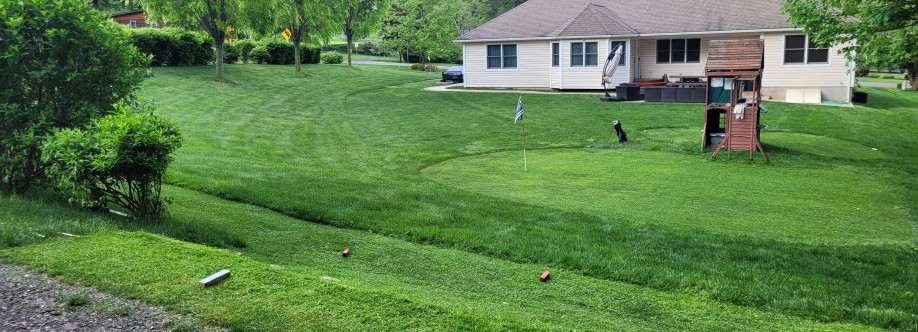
(859, 82), (899, 88)
(351, 59), (411, 67)
(425, 83), (611, 96)
(351, 59), (451, 70)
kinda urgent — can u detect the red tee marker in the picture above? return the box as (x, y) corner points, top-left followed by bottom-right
(540, 271), (550, 282)
(342, 248), (350, 257)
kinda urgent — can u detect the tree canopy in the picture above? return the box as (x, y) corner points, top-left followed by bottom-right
(244, 0), (337, 73)
(784, 0), (918, 90)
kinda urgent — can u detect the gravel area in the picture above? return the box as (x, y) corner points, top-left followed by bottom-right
(0, 263), (222, 332)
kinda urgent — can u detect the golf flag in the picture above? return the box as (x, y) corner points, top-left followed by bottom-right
(514, 97), (524, 123)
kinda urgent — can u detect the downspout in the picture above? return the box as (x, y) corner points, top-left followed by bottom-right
(633, 39), (639, 80)
(559, 40), (564, 89)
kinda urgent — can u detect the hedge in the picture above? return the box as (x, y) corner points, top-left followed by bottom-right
(128, 28), (213, 66)
(251, 38), (321, 65)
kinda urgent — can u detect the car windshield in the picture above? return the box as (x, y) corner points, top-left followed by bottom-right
(447, 66), (463, 73)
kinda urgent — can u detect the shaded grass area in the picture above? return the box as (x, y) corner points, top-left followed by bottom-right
(0, 231), (495, 331)
(131, 65), (918, 329)
(0, 187), (881, 331)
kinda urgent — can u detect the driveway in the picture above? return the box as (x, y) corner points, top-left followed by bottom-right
(859, 82), (899, 88)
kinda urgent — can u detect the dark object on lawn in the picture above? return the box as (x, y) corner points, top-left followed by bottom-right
(644, 87), (662, 102)
(601, 44), (625, 102)
(198, 269), (231, 288)
(442, 66), (464, 82)
(540, 271), (551, 282)
(342, 248), (350, 257)
(617, 83), (643, 101)
(614, 120), (628, 142)
(852, 91), (868, 104)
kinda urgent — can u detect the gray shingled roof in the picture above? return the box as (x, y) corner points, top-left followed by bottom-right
(458, 0), (795, 41)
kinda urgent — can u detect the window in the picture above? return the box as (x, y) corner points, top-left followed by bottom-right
(487, 44), (517, 69)
(129, 20), (137, 28)
(656, 40), (670, 63)
(571, 42), (583, 66)
(585, 42), (598, 66)
(552, 43), (559, 67)
(570, 42), (598, 67)
(609, 41), (627, 66)
(784, 35), (828, 64)
(656, 38), (701, 63)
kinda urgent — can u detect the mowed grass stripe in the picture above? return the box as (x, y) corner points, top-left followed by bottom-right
(135, 65), (917, 328)
(0, 187), (881, 331)
(422, 149), (909, 243)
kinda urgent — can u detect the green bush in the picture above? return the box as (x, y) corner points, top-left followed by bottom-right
(410, 63), (423, 70)
(235, 39), (256, 63)
(424, 64), (440, 72)
(250, 39), (321, 65)
(250, 45), (270, 64)
(42, 100), (182, 220)
(321, 52), (343, 64)
(128, 28), (212, 66)
(223, 43), (240, 64)
(0, 0), (150, 193)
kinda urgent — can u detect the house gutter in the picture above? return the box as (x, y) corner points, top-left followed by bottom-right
(454, 28), (802, 43)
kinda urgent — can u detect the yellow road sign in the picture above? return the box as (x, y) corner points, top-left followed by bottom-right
(282, 29), (291, 41)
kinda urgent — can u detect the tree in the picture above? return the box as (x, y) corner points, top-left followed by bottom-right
(0, 0), (150, 193)
(338, 0), (390, 67)
(245, 0), (336, 73)
(784, 0), (918, 90)
(139, 0), (242, 80)
(380, 0), (470, 64)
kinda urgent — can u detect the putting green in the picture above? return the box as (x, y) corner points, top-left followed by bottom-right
(423, 149), (910, 244)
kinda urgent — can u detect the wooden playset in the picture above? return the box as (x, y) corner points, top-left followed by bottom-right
(702, 39), (769, 162)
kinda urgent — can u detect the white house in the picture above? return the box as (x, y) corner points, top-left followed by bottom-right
(456, 0), (855, 101)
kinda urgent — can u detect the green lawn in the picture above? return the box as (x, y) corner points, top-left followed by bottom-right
(3, 63), (918, 330)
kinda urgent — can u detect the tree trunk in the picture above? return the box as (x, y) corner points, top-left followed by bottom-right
(294, 42), (302, 73)
(215, 39), (225, 81)
(906, 63), (918, 91)
(346, 30), (353, 67)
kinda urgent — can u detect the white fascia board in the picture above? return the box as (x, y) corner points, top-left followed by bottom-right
(455, 28), (802, 43)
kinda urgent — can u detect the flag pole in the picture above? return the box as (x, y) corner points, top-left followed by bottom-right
(522, 119), (527, 172)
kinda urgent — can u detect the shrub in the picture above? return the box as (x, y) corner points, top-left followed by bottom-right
(424, 64), (439, 72)
(223, 42), (240, 64)
(0, 0), (150, 193)
(250, 45), (270, 64)
(129, 28), (212, 66)
(410, 63), (424, 70)
(235, 39), (256, 63)
(249, 39), (321, 65)
(321, 52), (344, 64)
(42, 100), (183, 220)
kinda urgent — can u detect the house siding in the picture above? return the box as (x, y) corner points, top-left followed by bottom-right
(554, 38), (631, 89)
(761, 32), (852, 101)
(637, 33), (759, 79)
(113, 12), (148, 28)
(464, 41), (551, 88)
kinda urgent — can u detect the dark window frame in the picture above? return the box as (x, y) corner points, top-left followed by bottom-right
(784, 35), (829, 65)
(552, 42), (559, 67)
(486, 44), (518, 69)
(656, 38), (701, 63)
